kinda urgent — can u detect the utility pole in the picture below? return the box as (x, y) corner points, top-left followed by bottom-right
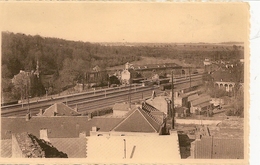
(171, 70), (175, 129)
(26, 78), (30, 114)
(189, 67), (191, 91)
(129, 78), (131, 109)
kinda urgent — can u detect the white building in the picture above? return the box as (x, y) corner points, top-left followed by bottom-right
(121, 69), (131, 85)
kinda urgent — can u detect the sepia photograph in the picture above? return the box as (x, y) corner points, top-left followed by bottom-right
(0, 2), (249, 164)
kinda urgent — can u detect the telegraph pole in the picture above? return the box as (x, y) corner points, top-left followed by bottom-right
(26, 78), (30, 114)
(171, 70), (175, 129)
(129, 78), (131, 109)
(189, 67), (191, 91)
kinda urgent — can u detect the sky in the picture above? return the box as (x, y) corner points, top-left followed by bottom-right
(0, 2), (249, 43)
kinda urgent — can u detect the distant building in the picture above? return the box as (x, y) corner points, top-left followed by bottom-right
(145, 92), (172, 116)
(93, 65), (101, 72)
(175, 107), (189, 118)
(203, 58), (211, 66)
(38, 102), (80, 117)
(189, 94), (212, 114)
(121, 69), (131, 85)
(211, 67), (244, 92)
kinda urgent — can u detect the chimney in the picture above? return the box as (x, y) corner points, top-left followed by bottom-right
(174, 91), (179, 98)
(88, 112), (93, 120)
(25, 113), (31, 121)
(79, 131), (86, 138)
(92, 126), (97, 132)
(74, 104), (78, 112)
(151, 90), (156, 99)
(39, 109), (44, 116)
(40, 129), (49, 142)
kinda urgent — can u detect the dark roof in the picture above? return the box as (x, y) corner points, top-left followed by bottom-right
(1, 116), (123, 139)
(42, 102), (79, 116)
(194, 136), (244, 159)
(197, 102), (212, 109)
(49, 138), (86, 158)
(112, 107), (162, 133)
(1, 139), (12, 157)
(191, 95), (211, 106)
(179, 90), (200, 98)
(188, 94), (199, 102)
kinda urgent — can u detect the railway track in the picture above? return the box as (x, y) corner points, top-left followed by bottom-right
(1, 73), (204, 117)
(2, 86), (159, 117)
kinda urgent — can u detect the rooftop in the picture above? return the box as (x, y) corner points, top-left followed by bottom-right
(41, 102), (80, 117)
(86, 135), (181, 161)
(112, 107), (162, 133)
(187, 94), (199, 102)
(2, 116), (123, 139)
(190, 95), (211, 106)
(49, 138), (86, 158)
(193, 136), (243, 159)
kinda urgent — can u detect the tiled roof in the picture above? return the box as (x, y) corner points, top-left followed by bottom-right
(1, 138), (66, 158)
(197, 102), (212, 109)
(1, 116), (123, 139)
(188, 94), (199, 102)
(194, 136), (244, 159)
(142, 103), (165, 124)
(1, 139), (12, 157)
(142, 102), (160, 113)
(179, 90), (200, 98)
(86, 135), (181, 161)
(49, 138), (86, 158)
(112, 107), (162, 133)
(42, 102), (79, 116)
(191, 95), (211, 106)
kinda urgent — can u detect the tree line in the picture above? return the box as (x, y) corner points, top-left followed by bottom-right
(1, 32), (244, 102)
